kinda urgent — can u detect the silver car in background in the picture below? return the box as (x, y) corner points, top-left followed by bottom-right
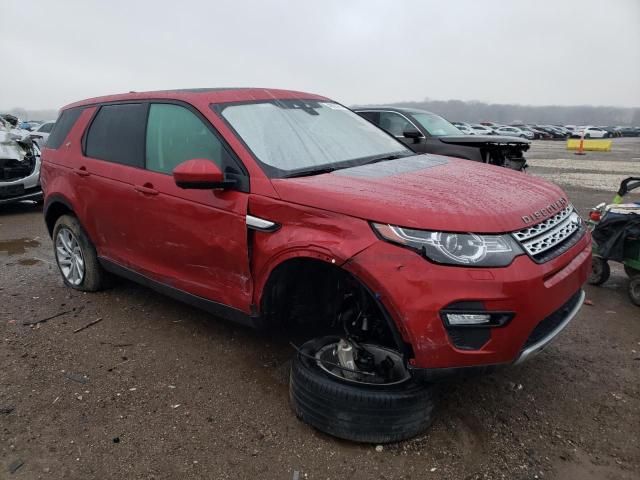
(30, 121), (55, 148)
(493, 125), (536, 140)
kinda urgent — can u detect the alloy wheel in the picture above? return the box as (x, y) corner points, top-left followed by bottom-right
(55, 227), (85, 286)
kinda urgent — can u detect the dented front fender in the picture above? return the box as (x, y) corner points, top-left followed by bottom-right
(248, 194), (378, 307)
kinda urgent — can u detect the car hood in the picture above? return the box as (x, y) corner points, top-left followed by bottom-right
(271, 155), (566, 233)
(438, 135), (530, 148)
(0, 130), (28, 161)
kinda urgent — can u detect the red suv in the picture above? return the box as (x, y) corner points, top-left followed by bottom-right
(41, 89), (591, 443)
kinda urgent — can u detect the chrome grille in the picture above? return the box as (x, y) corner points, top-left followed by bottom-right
(513, 205), (573, 241)
(513, 207), (582, 261)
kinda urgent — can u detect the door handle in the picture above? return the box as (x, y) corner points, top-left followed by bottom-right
(74, 166), (90, 177)
(134, 183), (158, 196)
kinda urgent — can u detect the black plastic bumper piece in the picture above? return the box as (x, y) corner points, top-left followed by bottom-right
(0, 186), (42, 206)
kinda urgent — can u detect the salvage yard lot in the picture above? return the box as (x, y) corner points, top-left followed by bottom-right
(1, 140), (639, 480)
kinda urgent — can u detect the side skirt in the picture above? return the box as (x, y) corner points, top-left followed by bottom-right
(99, 258), (263, 329)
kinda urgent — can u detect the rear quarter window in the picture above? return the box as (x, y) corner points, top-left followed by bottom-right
(47, 108), (85, 149)
(85, 103), (147, 168)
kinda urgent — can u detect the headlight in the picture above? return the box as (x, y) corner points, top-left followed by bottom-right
(371, 223), (523, 267)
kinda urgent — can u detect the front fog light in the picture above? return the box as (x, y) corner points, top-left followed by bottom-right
(440, 305), (515, 328)
(445, 313), (492, 325)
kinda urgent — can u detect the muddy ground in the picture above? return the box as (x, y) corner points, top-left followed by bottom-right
(1, 139), (639, 480)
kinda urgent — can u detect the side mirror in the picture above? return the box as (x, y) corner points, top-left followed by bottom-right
(403, 127), (423, 140)
(172, 159), (235, 190)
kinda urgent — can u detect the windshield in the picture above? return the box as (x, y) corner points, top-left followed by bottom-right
(411, 113), (463, 137)
(218, 100), (412, 177)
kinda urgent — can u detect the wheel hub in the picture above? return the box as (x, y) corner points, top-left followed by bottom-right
(316, 340), (410, 386)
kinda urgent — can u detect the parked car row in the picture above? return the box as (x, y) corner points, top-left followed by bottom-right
(452, 122), (545, 139)
(450, 120), (640, 139)
(567, 125), (640, 138)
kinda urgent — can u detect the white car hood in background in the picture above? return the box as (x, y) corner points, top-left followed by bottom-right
(0, 129), (28, 162)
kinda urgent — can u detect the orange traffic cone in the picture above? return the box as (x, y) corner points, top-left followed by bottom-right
(575, 132), (586, 155)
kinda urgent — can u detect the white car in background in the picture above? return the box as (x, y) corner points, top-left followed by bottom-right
(470, 124), (495, 135)
(30, 121), (55, 147)
(456, 124), (475, 135)
(493, 126), (535, 140)
(572, 126), (610, 138)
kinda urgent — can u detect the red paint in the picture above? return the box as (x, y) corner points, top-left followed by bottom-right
(42, 88), (592, 371)
(271, 158), (567, 233)
(172, 159), (224, 187)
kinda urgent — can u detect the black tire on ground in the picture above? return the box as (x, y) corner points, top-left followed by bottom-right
(53, 214), (111, 292)
(629, 276), (640, 307)
(585, 134), (591, 138)
(588, 257), (610, 285)
(624, 265), (639, 278)
(289, 336), (436, 443)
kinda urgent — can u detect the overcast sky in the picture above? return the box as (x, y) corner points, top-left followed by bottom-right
(1, 0), (639, 111)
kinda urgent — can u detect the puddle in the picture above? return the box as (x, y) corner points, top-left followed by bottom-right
(0, 238), (40, 256)
(17, 258), (42, 266)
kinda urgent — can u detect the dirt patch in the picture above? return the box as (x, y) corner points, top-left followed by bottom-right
(17, 258), (42, 266)
(0, 237), (40, 256)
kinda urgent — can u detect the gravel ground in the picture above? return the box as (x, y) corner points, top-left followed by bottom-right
(1, 139), (639, 480)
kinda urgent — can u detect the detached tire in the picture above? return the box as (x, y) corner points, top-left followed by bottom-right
(588, 257), (610, 285)
(289, 336), (435, 443)
(53, 215), (110, 292)
(629, 276), (640, 307)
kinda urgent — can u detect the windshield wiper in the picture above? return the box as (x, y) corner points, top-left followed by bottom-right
(283, 153), (411, 178)
(283, 166), (337, 178)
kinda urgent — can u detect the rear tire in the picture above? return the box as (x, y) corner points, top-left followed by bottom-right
(588, 257), (610, 285)
(289, 336), (436, 443)
(53, 215), (110, 292)
(629, 276), (640, 307)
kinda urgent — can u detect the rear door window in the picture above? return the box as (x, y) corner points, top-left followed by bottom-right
(85, 103), (146, 167)
(145, 103), (227, 174)
(47, 108), (84, 149)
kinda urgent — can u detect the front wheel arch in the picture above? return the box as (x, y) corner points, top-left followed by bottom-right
(258, 256), (410, 356)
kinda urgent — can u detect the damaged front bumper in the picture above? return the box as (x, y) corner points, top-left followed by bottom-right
(439, 135), (530, 171)
(345, 231), (591, 378)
